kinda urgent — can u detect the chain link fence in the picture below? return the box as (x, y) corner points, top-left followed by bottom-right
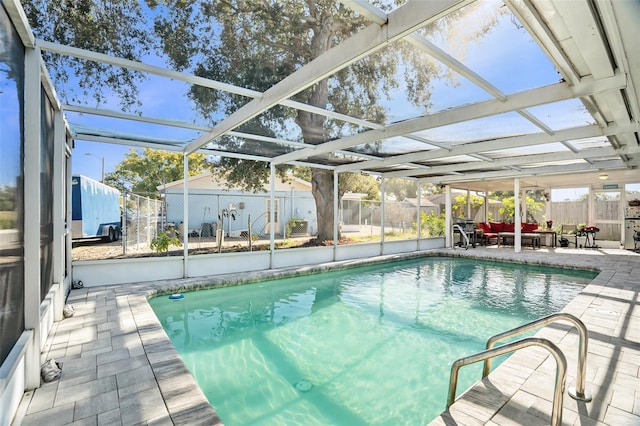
(340, 198), (440, 239)
(121, 193), (165, 254)
(74, 190), (628, 260)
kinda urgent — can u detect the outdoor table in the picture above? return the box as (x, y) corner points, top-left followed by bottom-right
(533, 228), (557, 247)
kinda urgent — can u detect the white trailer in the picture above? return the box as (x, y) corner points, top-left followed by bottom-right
(71, 175), (121, 241)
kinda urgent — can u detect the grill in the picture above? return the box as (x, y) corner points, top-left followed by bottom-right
(454, 218), (475, 233)
(453, 218), (476, 248)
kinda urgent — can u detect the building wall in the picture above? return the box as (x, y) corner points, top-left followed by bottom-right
(164, 189), (318, 236)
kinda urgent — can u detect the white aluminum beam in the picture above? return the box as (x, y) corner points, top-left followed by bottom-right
(41, 40), (384, 131)
(340, 0), (387, 24)
(277, 73), (626, 166)
(383, 144), (640, 179)
(339, 122), (638, 174)
(601, 0), (640, 125)
(72, 131), (341, 169)
(553, 0), (614, 80)
(64, 104), (212, 131)
(184, 0), (467, 154)
(505, 0), (580, 85)
(345, 1), (562, 139)
(70, 134), (186, 152)
(3, 0), (36, 47)
(64, 105), (385, 162)
(23, 46), (42, 390)
(420, 158), (630, 185)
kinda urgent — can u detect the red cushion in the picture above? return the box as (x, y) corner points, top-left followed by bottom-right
(522, 223), (538, 233)
(503, 223), (515, 232)
(489, 222), (504, 232)
(477, 222), (492, 233)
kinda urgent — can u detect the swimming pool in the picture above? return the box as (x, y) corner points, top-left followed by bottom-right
(150, 257), (596, 425)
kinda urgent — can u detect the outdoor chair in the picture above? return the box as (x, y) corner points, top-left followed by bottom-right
(559, 224), (578, 247)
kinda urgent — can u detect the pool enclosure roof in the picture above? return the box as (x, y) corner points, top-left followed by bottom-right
(21, 0), (640, 192)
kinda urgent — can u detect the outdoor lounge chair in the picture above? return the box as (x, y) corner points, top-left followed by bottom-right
(476, 222), (498, 245)
(559, 224), (578, 247)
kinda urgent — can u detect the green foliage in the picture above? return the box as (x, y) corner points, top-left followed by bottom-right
(498, 196), (545, 223)
(0, 186), (17, 230)
(22, 0), (153, 110)
(340, 173), (380, 201)
(0, 186), (17, 211)
(414, 211), (446, 237)
(385, 178), (417, 201)
(452, 194), (484, 218)
(23, 0), (505, 241)
(0, 211), (16, 230)
(291, 166), (311, 182)
(104, 148), (210, 196)
(285, 218), (308, 237)
(150, 231), (181, 255)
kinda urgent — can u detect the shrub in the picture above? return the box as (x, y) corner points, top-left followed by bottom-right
(414, 211), (445, 237)
(150, 231), (182, 255)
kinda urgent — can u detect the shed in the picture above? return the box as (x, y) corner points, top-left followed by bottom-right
(158, 172), (317, 237)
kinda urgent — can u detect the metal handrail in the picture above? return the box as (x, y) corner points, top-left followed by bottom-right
(482, 312), (592, 402)
(452, 224), (470, 249)
(447, 337), (567, 426)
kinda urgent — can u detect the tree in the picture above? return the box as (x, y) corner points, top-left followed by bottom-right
(105, 148), (210, 196)
(22, 0), (153, 110)
(289, 166), (380, 201)
(22, 0), (501, 240)
(498, 196), (545, 223)
(171, 0), (462, 240)
(341, 173), (380, 201)
(452, 194), (484, 218)
(385, 178), (417, 201)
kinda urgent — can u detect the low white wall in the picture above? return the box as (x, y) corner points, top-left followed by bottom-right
(419, 237), (445, 250)
(0, 332), (31, 426)
(72, 238), (448, 286)
(187, 251), (271, 276)
(73, 256), (184, 287)
(336, 242), (381, 261)
(272, 246), (334, 269)
(382, 239), (419, 255)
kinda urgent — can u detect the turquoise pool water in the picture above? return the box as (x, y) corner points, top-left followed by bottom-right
(150, 257), (596, 425)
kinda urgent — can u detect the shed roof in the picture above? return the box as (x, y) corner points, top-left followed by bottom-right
(158, 172), (312, 193)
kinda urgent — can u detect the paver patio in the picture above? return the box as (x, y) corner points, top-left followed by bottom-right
(13, 246), (640, 425)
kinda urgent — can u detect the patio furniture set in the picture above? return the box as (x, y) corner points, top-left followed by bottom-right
(475, 222), (600, 249)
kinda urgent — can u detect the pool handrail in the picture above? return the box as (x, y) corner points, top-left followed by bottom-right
(451, 223), (470, 249)
(447, 337), (567, 426)
(482, 312), (592, 402)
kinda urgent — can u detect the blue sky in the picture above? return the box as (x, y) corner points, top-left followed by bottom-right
(68, 1), (590, 189)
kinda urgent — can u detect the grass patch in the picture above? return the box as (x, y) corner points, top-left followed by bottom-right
(0, 210), (17, 230)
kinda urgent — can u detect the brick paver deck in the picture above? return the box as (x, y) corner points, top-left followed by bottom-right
(13, 247), (640, 425)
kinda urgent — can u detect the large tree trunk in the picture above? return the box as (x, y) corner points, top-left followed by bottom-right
(310, 169), (336, 241)
(297, 111), (338, 241)
(295, 9), (340, 242)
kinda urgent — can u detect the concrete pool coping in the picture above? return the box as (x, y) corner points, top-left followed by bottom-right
(14, 246), (640, 425)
